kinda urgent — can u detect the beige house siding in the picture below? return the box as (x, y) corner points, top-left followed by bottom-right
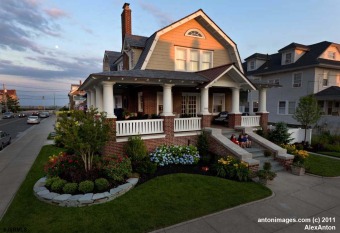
(146, 19), (232, 70)
(132, 48), (143, 69)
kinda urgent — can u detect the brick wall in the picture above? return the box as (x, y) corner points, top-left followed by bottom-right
(200, 115), (213, 128)
(275, 157), (293, 171)
(256, 112), (269, 131)
(228, 113), (241, 128)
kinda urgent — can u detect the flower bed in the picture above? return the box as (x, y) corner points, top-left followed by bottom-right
(215, 156), (250, 181)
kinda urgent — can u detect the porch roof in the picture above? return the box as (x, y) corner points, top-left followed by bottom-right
(315, 86), (340, 101)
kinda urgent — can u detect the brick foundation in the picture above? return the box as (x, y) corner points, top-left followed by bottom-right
(228, 113), (241, 128)
(275, 157), (293, 170)
(256, 112), (269, 131)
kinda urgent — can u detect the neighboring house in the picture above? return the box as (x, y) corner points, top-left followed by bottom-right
(79, 3), (270, 156)
(245, 41), (340, 133)
(68, 81), (86, 110)
(0, 89), (18, 112)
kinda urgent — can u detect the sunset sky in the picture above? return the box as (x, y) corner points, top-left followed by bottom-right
(1, 0), (339, 106)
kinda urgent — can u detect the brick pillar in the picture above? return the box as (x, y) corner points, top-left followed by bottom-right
(104, 118), (117, 155)
(199, 114), (213, 128)
(228, 113), (241, 129)
(256, 112), (268, 131)
(162, 116), (175, 144)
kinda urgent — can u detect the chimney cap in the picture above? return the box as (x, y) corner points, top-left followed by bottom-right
(123, 3), (130, 9)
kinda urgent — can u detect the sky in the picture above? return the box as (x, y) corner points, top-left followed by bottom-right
(0, 0), (339, 107)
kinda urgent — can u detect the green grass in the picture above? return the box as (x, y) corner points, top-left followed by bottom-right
(316, 151), (340, 158)
(306, 154), (340, 177)
(0, 145), (272, 233)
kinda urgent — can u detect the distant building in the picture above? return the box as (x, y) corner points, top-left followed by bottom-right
(68, 81), (86, 110)
(0, 89), (19, 112)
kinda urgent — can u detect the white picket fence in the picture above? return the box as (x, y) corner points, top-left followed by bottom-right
(174, 117), (201, 132)
(116, 119), (164, 136)
(241, 116), (260, 127)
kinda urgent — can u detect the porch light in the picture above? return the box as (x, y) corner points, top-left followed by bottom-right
(121, 78), (124, 80)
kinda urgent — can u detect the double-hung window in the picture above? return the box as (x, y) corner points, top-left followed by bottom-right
(175, 47), (212, 71)
(288, 101), (296, 114)
(278, 101), (286, 115)
(175, 48), (187, 71)
(285, 52), (292, 64)
(328, 51), (336, 59)
(293, 73), (302, 87)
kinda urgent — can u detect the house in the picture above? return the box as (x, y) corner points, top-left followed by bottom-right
(79, 3), (274, 161)
(245, 41), (340, 134)
(68, 81), (86, 110)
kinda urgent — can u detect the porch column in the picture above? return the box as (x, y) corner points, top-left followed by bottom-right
(86, 91), (91, 109)
(258, 88), (268, 113)
(90, 89), (96, 109)
(160, 83), (174, 116)
(200, 87), (210, 115)
(95, 85), (103, 112)
(231, 87), (241, 114)
(103, 81), (116, 118)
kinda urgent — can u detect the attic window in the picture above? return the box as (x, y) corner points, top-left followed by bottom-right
(185, 29), (205, 39)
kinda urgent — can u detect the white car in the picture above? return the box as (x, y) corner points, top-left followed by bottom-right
(27, 116), (40, 124)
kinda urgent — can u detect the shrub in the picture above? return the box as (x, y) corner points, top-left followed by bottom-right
(135, 159), (157, 175)
(63, 183), (78, 194)
(78, 180), (94, 194)
(102, 154), (132, 182)
(263, 161), (272, 171)
(215, 156), (250, 182)
(51, 179), (67, 193)
(45, 177), (61, 189)
(95, 178), (110, 192)
(268, 122), (292, 145)
(197, 131), (210, 164)
(150, 145), (200, 166)
(125, 135), (148, 170)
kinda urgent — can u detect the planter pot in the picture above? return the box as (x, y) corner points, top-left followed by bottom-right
(291, 166), (305, 176)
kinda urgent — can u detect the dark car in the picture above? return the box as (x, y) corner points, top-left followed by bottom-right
(0, 131), (11, 150)
(32, 112), (39, 116)
(18, 112), (27, 118)
(213, 111), (229, 125)
(2, 112), (14, 119)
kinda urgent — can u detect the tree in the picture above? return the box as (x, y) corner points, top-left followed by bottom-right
(268, 122), (293, 145)
(1, 94), (20, 112)
(55, 108), (113, 172)
(293, 95), (321, 142)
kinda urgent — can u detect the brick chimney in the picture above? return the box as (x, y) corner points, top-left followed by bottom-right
(121, 3), (132, 45)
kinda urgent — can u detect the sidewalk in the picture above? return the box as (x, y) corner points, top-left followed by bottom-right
(151, 171), (340, 233)
(0, 116), (55, 220)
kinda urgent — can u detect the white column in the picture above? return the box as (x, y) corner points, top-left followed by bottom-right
(90, 89), (96, 109)
(258, 88), (268, 113)
(160, 84), (174, 116)
(86, 91), (91, 108)
(103, 81), (116, 118)
(95, 85), (103, 112)
(200, 87), (210, 115)
(231, 87), (241, 114)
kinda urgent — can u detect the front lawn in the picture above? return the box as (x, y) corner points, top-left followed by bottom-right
(0, 145), (272, 233)
(315, 151), (340, 158)
(306, 154), (340, 177)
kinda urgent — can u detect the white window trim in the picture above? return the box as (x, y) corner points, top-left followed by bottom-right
(285, 52), (292, 64)
(278, 100), (287, 115)
(328, 51), (336, 60)
(288, 101), (296, 115)
(292, 72), (302, 88)
(212, 93), (225, 113)
(268, 78), (280, 85)
(249, 60), (255, 71)
(185, 29), (205, 39)
(175, 46), (213, 72)
(182, 92), (201, 116)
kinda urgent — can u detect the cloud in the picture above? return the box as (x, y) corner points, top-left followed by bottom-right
(139, 2), (174, 27)
(44, 8), (68, 19)
(0, 0), (62, 53)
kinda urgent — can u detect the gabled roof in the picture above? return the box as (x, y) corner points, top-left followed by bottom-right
(245, 41), (338, 76)
(244, 53), (268, 61)
(104, 50), (121, 69)
(133, 9), (243, 72)
(315, 86), (340, 100)
(278, 42), (310, 52)
(124, 34), (148, 48)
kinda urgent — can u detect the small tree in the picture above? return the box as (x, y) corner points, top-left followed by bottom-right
(55, 108), (112, 172)
(1, 94), (20, 112)
(268, 122), (292, 145)
(293, 95), (321, 142)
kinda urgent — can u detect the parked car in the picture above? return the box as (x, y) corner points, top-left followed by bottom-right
(213, 111), (229, 125)
(0, 131), (11, 150)
(27, 116), (40, 124)
(18, 112), (27, 118)
(2, 112), (14, 119)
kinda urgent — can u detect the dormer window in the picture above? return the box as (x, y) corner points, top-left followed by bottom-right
(185, 29), (205, 39)
(328, 51), (336, 59)
(250, 61), (255, 70)
(285, 52), (292, 64)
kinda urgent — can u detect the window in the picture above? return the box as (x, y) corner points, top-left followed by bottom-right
(268, 79), (280, 85)
(249, 61), (255, 70)
(213, 94), (225, 113)
(293, 73), (302, 87)
(285, 52), (292, 64)
(253, 101), (259, 113)
(185, 29), (205, 39)
(328, 51), (336, 59)
(115, 95), (122, 108)
(182, 93), (200, 117)
(288, 101), (296, 114)
(323, 72), (328, 86)
(138, 92), (143, 112)
(175, 47), (212, 71)
(278, 101), (286, 115)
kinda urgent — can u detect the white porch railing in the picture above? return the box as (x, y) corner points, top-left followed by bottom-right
(116, 119), (164, 136)
(174, 117), (201, 132)
(241, 116), (260, 127)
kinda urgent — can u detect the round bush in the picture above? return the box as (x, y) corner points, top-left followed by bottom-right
(95, 178), (110, 192)
(45, 177), (61, 189)
(62, 182), (78, 194)
(78, 180), (94, 194)
(50, 179), (67, 193)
